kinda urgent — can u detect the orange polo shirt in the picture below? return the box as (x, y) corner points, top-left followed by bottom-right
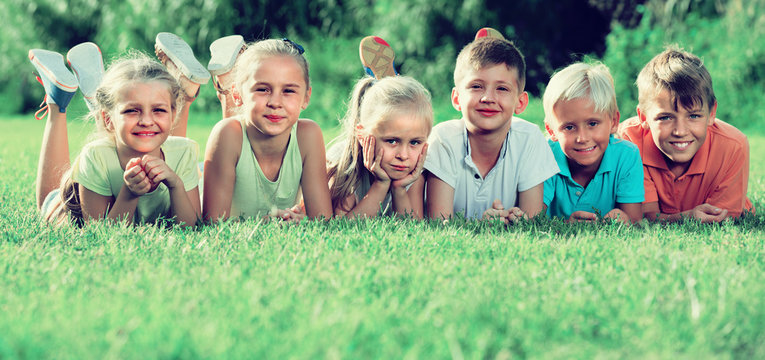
(618, 117), (753, 217)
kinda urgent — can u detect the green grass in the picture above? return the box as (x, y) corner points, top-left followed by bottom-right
(1, 115), (764, 358)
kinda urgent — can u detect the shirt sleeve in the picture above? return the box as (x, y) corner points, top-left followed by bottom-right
(543, 175), (556, 207)
(615, 142), (645, 204)
(706, 138), (749, 216)
(517, 130), (559, 192)
(72, 144), (113, 196)
(423, 131), (458, 189)
(175, 140), (200, 192)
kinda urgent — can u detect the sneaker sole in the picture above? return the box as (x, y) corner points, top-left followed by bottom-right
(155, 32), (211, 84)
(208, 35), (245, 75)
(359, 36), (397, 79)
(66, 42), (104, 105)
(28, 49), (78, 112)
(475, 27), (505, 40)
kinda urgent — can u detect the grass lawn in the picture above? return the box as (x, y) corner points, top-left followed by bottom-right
(1, 114), (764, 358)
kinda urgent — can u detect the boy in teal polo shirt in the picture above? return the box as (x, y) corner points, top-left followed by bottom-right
(542, 62), (644, 223)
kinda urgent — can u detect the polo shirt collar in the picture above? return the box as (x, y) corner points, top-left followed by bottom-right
(642, 126), (711, 175)
(549, 135), (618, 179)
(462, 124), (509, 163)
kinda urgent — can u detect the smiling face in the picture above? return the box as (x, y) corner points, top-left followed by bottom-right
(546, 97), (619, 172)
(364, 113), (430, 180)
(451, 63), (528, 135)
(638, 89), (716, 174)
(237, 55), (311, 138)
(106, 80), (174, 159)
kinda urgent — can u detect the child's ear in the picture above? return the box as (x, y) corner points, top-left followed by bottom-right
(637, 106), (649, 130)
(610, 110), (621, 134)
(544, 122), (557, 141)
(355, 124), (366, 143)
(302, 86), (312, 110)
(101, 111), (113, 131)
(514, 91), (529, 115)
(232, 87), (243, 106)
(707, 101), (718, 126)
(451, 87), (461, 111)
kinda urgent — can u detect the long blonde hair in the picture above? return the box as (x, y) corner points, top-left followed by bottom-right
(45, 52), (183, 226)
(327, 75), (433, 211)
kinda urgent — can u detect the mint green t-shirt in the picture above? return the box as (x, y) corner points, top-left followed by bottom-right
(72, 136), (199, 223)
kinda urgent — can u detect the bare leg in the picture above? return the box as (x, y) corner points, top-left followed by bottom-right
(215, 71), (239, 119)
(173, 100), (193, 137)
(36, 104), (70, 209)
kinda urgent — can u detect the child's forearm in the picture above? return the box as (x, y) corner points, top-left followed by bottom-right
(168, 182), (200, 227)
(343, 180), (390, 218)
(106, 185), (140, 224)
(391, 186), (422, 219)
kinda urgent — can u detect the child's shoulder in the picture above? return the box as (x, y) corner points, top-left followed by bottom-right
(163, 136), (198, 148)
(209, 116), (245, 143)
(431, 119), (465, 139)
(509, 116), (542, 135)
(79, 137), (115, 154)
(709, 119), (749, 147)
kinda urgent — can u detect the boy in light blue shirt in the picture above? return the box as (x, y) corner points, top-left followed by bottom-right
(542, 62), (644, 223)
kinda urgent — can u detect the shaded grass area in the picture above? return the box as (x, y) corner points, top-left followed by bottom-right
(1, 116), (764, 358)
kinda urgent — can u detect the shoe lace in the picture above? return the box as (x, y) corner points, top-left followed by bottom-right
(34, 75), (49, 120)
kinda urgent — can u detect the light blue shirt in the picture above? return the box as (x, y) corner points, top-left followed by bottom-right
(543, 135), (644, 218)
(425, 118), (559, 219)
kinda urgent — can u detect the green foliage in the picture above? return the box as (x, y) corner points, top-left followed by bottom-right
(602, 0), (765, 129)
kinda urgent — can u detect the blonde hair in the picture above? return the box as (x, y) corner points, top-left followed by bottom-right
(233, 39), (310, 98)
(327, 76), (433, 211)
(636, 46), (716, 112)
(543, 62), (618, 124)
(46, 52), (183, 226)
(454, 38), (526, 91)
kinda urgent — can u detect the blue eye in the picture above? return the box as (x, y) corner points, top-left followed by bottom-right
(588, 121), (599, 127)
(410, 140), (421, 146)
(563, 125), (575, 131)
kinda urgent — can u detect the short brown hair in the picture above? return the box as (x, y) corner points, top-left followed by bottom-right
(453, 38), (526, 91)
(636, 46), (716, 111)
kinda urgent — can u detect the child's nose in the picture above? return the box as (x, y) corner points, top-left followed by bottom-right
(480, 89), (496, 103)
(267, 92), (283, 107)
(576, 128), (590, 142)
(138, 114), (153, 126)
(672, 119), (689, 136)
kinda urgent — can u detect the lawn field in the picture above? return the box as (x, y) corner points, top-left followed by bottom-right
(1, 116), (764, 358)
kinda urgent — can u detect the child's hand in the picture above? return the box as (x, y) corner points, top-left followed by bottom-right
(141, 154), (182, 189)
(689, 203), (728, 223)
(568, 210), (598, 223)
(271, 205), (306, 223)
(392, 143), (428, 189)
(483, 199), (510, 224)
(123, 157), (153, 196)
(604, 208), (630, 224)
(506, 207), (527, 223)
(361, 135), (390, 184)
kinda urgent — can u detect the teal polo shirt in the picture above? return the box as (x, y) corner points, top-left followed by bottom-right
(544, 135), (644, 218)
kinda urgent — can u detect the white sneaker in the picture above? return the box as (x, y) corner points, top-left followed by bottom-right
(28, 49), (78, 117)
(155, 32), (210, 84)
(66, 42), (104, 111)
(208, 35), (245, 76)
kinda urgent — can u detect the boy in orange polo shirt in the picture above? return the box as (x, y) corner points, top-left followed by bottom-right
(618, 47), (753, 222)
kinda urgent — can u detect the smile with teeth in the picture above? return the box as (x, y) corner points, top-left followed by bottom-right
(574, 146), (596, 152)
(670, 141), (692, 149)
(134, 131), (157, 137)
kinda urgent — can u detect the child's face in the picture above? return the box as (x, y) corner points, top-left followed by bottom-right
(546, 98), (619, 171)
(238, 56), (311, 137)
(107, 81), (174, 157)
(451, 63), (528, 135)
(638, 89), (716, 171)
(367, 114), (430, 180)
